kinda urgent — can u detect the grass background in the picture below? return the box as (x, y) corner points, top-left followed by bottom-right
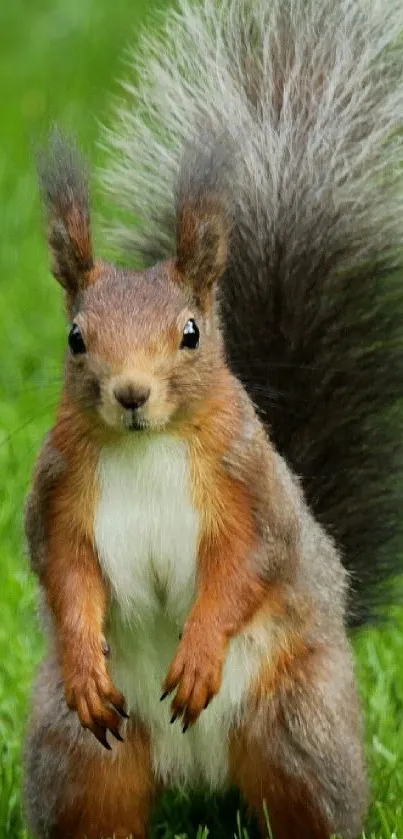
(0, 0), (403, 836)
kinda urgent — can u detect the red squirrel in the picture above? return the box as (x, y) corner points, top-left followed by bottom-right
(24, 0), (403, 836)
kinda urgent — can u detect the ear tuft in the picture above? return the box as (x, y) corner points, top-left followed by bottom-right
(37, 127), (93, 294)
(176, 199), (230, 305)
(175, 137), (234, 308)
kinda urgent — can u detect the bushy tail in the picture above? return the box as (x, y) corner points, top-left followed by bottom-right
(101, 0), (403, 625)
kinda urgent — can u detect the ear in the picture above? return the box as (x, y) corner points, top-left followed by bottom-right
(176, 197), (230, 309)
(175, 138), (233, 309)
(37, 127), (94, 295)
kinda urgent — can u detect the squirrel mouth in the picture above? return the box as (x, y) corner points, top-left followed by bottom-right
(127, 415), (148, 432)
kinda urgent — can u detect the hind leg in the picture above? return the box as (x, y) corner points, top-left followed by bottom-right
(230, 642), (368, 839)
(24, 657), (156, 839)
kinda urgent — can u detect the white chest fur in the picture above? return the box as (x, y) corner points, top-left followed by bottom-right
(95, 434), (198, 623)
(94, 434), (271, 789)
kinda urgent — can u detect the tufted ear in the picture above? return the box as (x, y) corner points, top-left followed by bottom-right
(176, 196), (230, 309)
(37, 127), (94, 296)
(175, 138), (233, 309)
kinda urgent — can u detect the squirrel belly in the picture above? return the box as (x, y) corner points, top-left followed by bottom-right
(95, 432), (275, 788)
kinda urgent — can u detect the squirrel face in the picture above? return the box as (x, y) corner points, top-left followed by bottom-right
(38, 130), (231, 430)
(64, 260), (224, 433)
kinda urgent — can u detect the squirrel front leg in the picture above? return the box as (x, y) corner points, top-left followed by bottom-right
(162, 475), (273, 730)
(43, 501), (127, 749)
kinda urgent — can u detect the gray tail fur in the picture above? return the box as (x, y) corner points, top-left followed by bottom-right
(101, 0), (403, 626)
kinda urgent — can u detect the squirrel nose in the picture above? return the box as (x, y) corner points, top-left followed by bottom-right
(114, 385), (150, 411)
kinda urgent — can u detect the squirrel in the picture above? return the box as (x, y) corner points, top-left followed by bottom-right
(23, 0), (403, 837)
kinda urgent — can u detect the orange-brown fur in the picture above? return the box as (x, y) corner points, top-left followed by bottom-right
(230, 639), (365, 838)
(58, 721), (154, 839)
(162, 371), (297, 726)
(34, 402), (125, 745)
(252, 631), (312, 704)
(29, 691), (154, 839)
(230, 725), (332, 839)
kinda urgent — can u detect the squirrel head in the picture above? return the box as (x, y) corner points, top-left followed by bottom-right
(38, 130), (231, 434)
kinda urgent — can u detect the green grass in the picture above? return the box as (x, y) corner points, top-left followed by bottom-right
(0, 0), (403, 836)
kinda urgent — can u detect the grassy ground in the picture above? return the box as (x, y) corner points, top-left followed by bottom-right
(0, 0), (403, 836)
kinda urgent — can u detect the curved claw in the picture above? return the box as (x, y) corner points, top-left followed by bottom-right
(90, 724), (112, 751)
(114, 703), (129, 720)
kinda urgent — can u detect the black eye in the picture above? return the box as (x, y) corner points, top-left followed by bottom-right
(68, 324), (86, 355)
(181, 319), (199, 350)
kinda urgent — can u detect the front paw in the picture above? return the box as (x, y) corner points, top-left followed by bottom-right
(63, 645), (128, 749)
(161, 623), (227, 731)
